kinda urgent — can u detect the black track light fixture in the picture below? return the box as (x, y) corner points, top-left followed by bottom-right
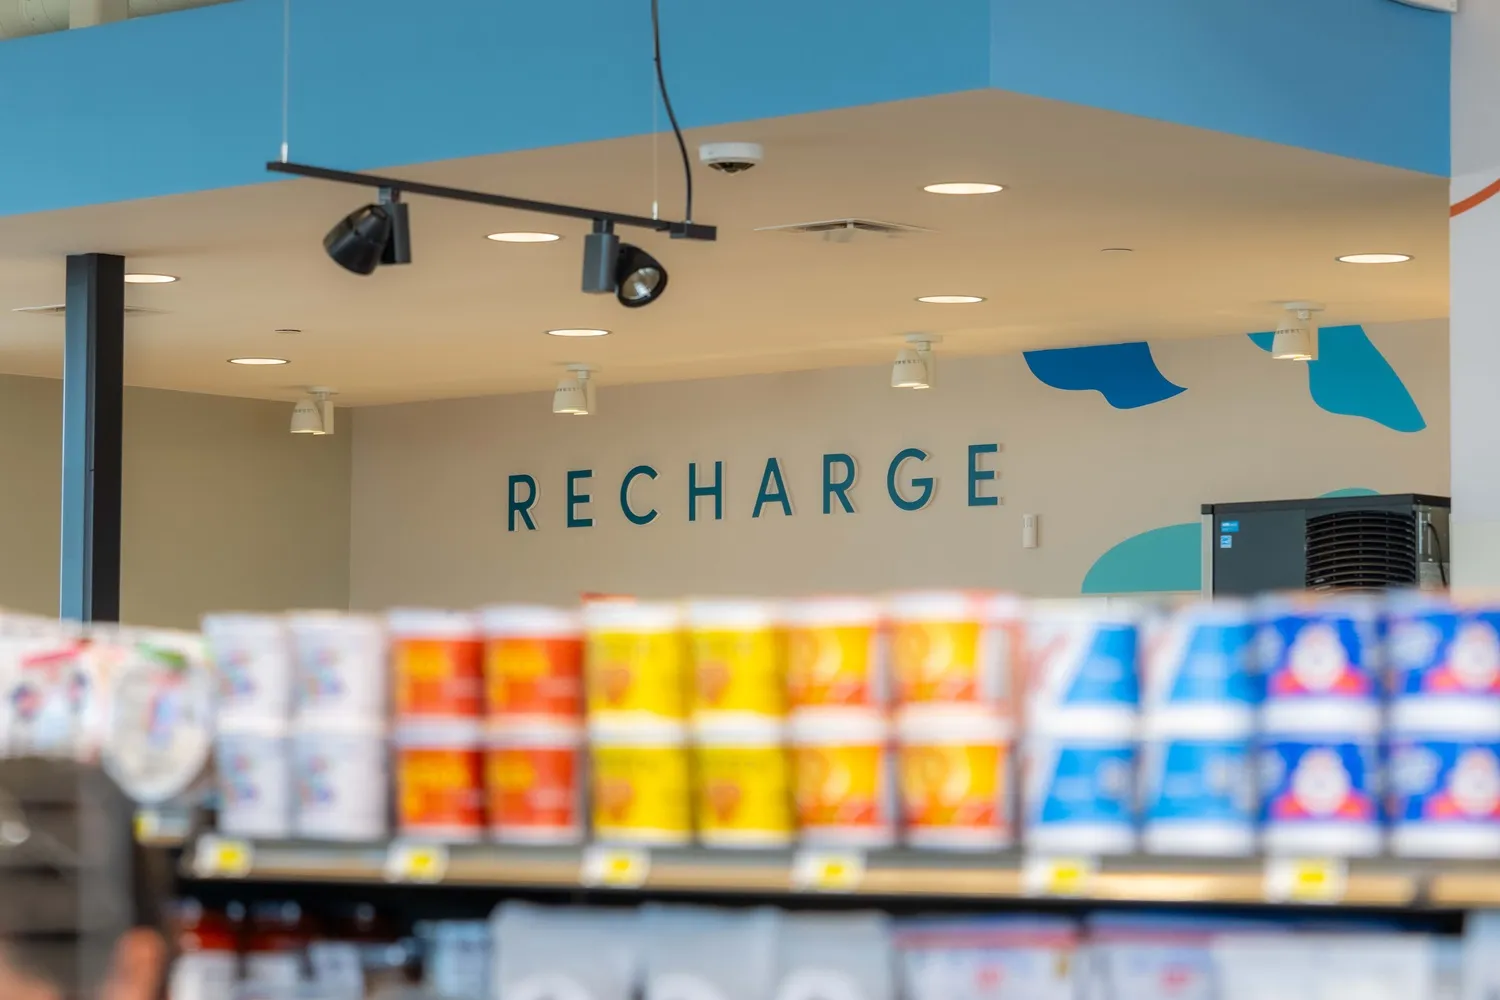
(615, 244), (667, 308)
(323, 188), (411, 275)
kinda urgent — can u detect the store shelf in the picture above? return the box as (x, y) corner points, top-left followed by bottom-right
(174, 838), (1500, 908)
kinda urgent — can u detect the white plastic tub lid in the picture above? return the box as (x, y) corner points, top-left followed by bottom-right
(581, 600), (683, 632)
(587, 719), (689, 746)
(480, 605), (582, 637)
(486, 718), (586, 746)
(895, 708), (1012, 743)
(201, 613), (287, 635)
(387, 609), (480, 638)
(684, 598), (778, 630)
(778, 596), (882, 627)
(393, 718), (484, 747)
(691, 717), (786, 746)
(287, 610), (384, 632)
(787, 708), (889, 744)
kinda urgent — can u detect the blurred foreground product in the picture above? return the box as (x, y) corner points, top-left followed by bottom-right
(1139, 600), (1258, 856)
(1386, 593), (1500, 859)
(896, 915), (1077, 1000)
(784, 597), (885, 712)
(1212, 933), (1433, 1000)
(590, 721), (692, 846)
(1022, 601), (1140, 855)
(641, 905), (778, 1000)
(492, 903), (639, 1000)
(790, 709), (895, 847)
(694, 719), (794, 848)
(776, 912), (894, 1000)
(481, 606), (584, 722)
(896, 710), (1013, 850)
(887, 591), (1018, 714)
(584, 601), (688, 732)
(686, 599), (785, 729)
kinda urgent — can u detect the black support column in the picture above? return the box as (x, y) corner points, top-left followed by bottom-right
(60, 253), (124, 622)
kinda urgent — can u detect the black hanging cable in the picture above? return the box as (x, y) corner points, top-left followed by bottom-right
(651, 0), (694, 223)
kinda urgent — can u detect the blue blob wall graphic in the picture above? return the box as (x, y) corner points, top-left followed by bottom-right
(1319, 487), (1380, 498)
(1081, 523), (1202, 594)
(1024, 342), (1186, 409)
(1247, 325), (1425, 432)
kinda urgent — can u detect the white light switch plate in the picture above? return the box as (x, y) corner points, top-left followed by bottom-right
(1022, 514), (1039, 549)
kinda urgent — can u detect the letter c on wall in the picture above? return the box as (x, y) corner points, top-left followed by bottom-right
(887, 448), (934, 511)
(620, 465), (659, 525)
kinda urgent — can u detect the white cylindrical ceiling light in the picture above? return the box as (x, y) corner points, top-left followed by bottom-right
(1271, 302), (1323, 362)
(552, 364), (597, 415)
(891, 334), (939, 389)
(290, 387), (336, 434)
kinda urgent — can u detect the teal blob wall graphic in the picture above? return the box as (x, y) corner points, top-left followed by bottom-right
(1248, 325), (1425, 432)
(1319, 487), (1380, 498)
(1081, 523), (1202, 594)
(1024, 342), (1186, 409)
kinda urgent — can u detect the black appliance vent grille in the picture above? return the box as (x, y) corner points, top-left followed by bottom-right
(1305, 509), (1417, 591)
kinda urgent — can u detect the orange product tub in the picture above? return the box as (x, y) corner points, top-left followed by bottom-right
(484, 719), (584, 844)
(390, 610), (484, 721)
(481, 605), (583, 721)
(887, 591), (1020, 712)
(896, 708), (1013, 849)
(789, 709), (895, 846)
(783, 596), (886, 711)
(394, 721), (485, 842)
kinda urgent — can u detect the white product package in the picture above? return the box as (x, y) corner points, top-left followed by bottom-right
(492, 903), (640, 1000)
(775, 912), (894, 1000)
(641, 905), (779, 1000)
(1462, 911), (1500, 1000)
(420, 921), (491, 1000)
(101, 627), (215, 804)
(1085, 913), (1284, 1000)
(1212, 933), (1434, 1000)
(896, 915), (1077, 1000)
(0, 614), (97, 759)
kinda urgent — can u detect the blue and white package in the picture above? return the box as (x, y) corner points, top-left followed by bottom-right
(1259, 737), (1383, 856)
(896, 916), (1077, 1000)
(1141, 738), (1255, 856)
(1386, 595), (1500, 734)
(1258, 597), (1382, 735)
(1026, 602), (1138, 738)
(1388, 736), (1500, 857)
(1142, 601), (1257, 734)
(1023, 739), (1136, 854)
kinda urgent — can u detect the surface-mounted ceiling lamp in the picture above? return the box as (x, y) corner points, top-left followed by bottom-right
(552, 364), (598, 415)
(892, 334), (940, 389)
(324, 188), (412, 275)
(581, 220), (669, 308)
(1271, 301), (1324, 362)
(290, 387), (336, 435)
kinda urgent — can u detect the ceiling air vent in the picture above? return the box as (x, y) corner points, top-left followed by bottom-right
(11, 304), (160, 316)
(1305, 508), (1418, 591)
(755, 218), (933, 242)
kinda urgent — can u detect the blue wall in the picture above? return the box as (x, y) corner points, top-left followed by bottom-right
(0, 0), (1447, 217)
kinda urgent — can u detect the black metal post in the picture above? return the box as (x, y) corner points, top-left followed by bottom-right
(60, 253), (124, 622)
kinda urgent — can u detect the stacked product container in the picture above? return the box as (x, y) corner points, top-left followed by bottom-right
(390, 610), (486, 841)
(1022, 600), (1140, 854)
(1386, 594), (1500, 858)
(481, 605), (586, 844)
(888, 591), (1019, 850)
(784, 596), (895, 846)
(203, 614), (295, 839)
(1139, 600), (1259, 856)
(685, 599), (792, 847)
(583, 601), (692, 845)
(1257, 596), (1384, 856)
(287, 611), (389, 841)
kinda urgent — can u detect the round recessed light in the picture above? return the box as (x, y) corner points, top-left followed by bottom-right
(487, 232), (562, 243)
(916, 295), (985, 304)
(1100, 247), (1134, 254)
(227, 357), (289, 366)
(923, 182), (1004, 195)
(546, 328), (611, 338)
(274, 328), (302, 334)
(124, 273), (178, 284)
(1337, 252), (1411, 264)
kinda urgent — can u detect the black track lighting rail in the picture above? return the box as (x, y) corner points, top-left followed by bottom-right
(266, 162), (717, 241)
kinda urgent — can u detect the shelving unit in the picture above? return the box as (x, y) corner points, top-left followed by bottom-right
(172, 837), (1500, 909)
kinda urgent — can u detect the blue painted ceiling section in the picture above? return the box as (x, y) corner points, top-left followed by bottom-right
(0, 0), (1447, 217)
(991, 0), (1449, 178)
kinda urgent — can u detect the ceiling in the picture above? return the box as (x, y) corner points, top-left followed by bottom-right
(0, 89), (1448, 407)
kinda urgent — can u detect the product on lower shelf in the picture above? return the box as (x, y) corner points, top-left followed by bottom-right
(390, 609), (484, 723)
(775, 912), (894, 1000)
(288, 611), (387, 727)
(481, 604), (584, 722)
(394, 719), (485, 842)
(896, 708), (1013, 850)
(484, 717), (585, 844)
(789, 709), (895, 847)
(217, 720), (294, 840)
(887, 590), (1018, 714)
(492, 903), (640, 1000)
(686, 598), (785, 729)
(584, 601), (689, 731)
(897, 915), (1078, 1000)
(693, 719), (794, 848)
(642, 904), (780, 1000)
(292, 722), (390, 842)
(783, 596), (885, 712)
(590, 720), (693, 845)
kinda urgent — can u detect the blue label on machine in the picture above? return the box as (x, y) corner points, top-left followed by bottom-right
(1027, 741), (1136, 827)
(1221, 520), (1240, 533)
(1143, 739), (1255, 825)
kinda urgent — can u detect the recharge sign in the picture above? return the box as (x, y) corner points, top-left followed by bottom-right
(506, 444), (1001, 531)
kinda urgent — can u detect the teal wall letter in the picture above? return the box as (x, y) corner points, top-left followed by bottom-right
(508, 474), (538, 531)
(887, 448), (934, 511)
(620, 465), (659, 525)
(753, 457), (793, 518)
(822, 453), (856, 514)
(689, 461), (724, 521)
(566, 469), (593, 528)
(967, 443), (999, 507)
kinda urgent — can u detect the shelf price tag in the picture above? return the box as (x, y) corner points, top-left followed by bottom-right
(192, 835), (254, 879)
(1265, 857), (1347, 904)
(581, 846), (650, 888)
(133, 809), (160, 843)
(792, 850), (866, 893)
(1022, 855), (1098, 898)
(384, 842), (450, 884)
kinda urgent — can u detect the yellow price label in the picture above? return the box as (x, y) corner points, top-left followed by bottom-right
(1022, 855), (1097, 897)
(581, 846), (650, 888)
(792, 850), (866, 892)
(1265, 857), (1347, 904)
(193, 835), (253, 879)
(385, 843), (450, 884)
(133, 810), (160, 842)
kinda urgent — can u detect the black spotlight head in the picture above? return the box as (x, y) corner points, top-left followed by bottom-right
(324, 204), (392, 275)
(615, 243), (667, 308)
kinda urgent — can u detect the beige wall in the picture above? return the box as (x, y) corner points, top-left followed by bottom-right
(348, 321), (1449, 609)
(0, 374), (352, 628)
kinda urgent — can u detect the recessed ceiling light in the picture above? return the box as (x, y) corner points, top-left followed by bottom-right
(923, 182), (1004, 195)
(916, 295), (985, 304)
(227, 357), (289, 366)
(274, 328), (302, 334)
(1100, 247), (1134, 254)
(1337, 253), (1411, 264)
(546, 328), (611, 338)
(487, 232), (562, 243)
(124, 273), (177, 284)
